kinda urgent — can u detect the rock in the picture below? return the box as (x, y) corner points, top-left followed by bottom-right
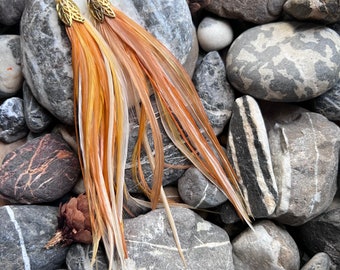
(0, 205), (68, 269)
(265, 109), (340, 225)
(227, 95), (278, 218)
(0, 97), (29, 143)
(0, 0), (25, 25)
(0, 35), (23, 97)
(193, 51), (234, 135)
(0, 138), (26, 165)
(23, 81), (54, 133)
(205, 0), (286, 24)
(187, 0), (211, 16)
(284, 0), (340, 24)
(0, 133), (80, 204)
(122, 207), (235, 270)
(232, 220), (300, 270)
(313, 80), (340, 121)
(300, 252), (335, 270)
(298, 199), (340, 266)
(226, 22), (340, 102)
(197, 17), (233, 52)
(178, 167), (227, 208)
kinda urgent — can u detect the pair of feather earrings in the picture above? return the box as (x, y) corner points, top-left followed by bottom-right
(53, 0), (251, 268)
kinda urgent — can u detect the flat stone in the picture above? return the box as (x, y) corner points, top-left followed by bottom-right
(0, 0), (25, 25)
(300, 252), (334, 270)
(0, 205), (68, 270)
(0, 133), (80, 204)
(226, 22), (340, 102)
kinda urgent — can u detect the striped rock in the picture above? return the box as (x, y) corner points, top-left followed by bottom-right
(226, 22), (340, 102)
(227, 95), (278, 218)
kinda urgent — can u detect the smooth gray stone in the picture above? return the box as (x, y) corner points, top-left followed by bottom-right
(232, 220), (300, 270)
(227, 22), (340, 102)
(0, 0), (25, 25)
(0, 205), (68, 270)
(121, 207), (235, 270)
(193, 51), (234, 135)
(300, 252), (334, 270)
(0, 97), (28, 143)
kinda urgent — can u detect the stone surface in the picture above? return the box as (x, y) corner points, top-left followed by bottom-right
(0, 0), (25, 25)
(227, 95), (278, 218)
(0, 205), (68, 269)
(284, 0), (340, 24)
(0, 138), (26, 165)
(178, 167), (227, 208)
(265, 109), (340, 225)
(0, 133), (80, 204)
(313, 80), (340, 121)
(23, 81), (54, 133)
(206, 0), (286, 24)
(0, 35), (23, 97)
(0, 97), (28, 143)
(197, 17), (233, 52)
(226, 22), (340, 102)
(300, 252), (334, 270)
(232, 220), (300, 270)
(193, 51), (234, 135)
(122, 207), (234, 270)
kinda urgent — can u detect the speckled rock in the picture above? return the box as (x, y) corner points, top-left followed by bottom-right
(193, 51), (234, 135)
(197, 17), (233, 52)
(0, 97), (28, 143)
(226, 22), (340, 102)
(0, 0), (25, 25)
(300, 252), (335, 270)
(0, 35), (23, 97)
(121, 207), (235, 270)
(0, 205), (68, 270)
(232, 220), (300, 270)
(284, 0), (340, 24)
(0, 133), (80, 204)
(205, 0), (286, 24)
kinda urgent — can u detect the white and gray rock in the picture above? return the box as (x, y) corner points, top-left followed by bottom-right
(178, 167), (227, 208)
(193, 51), (234, 135)
(226, 22), (340, 102)
(232, 220), (300, 270)
(23, 81), (54, 133)
(0, 97), (28, 143)
(300, 252), (335, 270)
(0, 0), (25, 25)
(121, 207), (235, 270)
(197, 17), (233, 52)
(0, 205), (68, 270)
(265, 109), (340, 225)
(0, 35), (23, 97)
(284, 0), (340, 24)
(227, 95), (278, 218)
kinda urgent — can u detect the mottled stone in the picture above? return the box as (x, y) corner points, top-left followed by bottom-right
(178, 167), (227, 208)
(313, 80), (340, 121)
(0, 35), (23, 97)
(300, 252), (334, 270)
(206, 0), (286, 24)
(197, 17), (233, 52)
(284, 0), (340, 24)
(232, 220), (300, 270)
(0, 0), (25, 25)
(121, 207), (234, 270)
(227, 95), (278, 218)
(193, 51), (234, 135)
(265, 109), (340, 225)
(23, 81), (54, 133)
(0, 97), (28, 143)
(0, 133), (80, 204)
(226, 22), (340, 102)
(0, 205), (68, 270)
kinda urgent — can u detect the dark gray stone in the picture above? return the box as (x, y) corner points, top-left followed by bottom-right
(0, 133), (80, 204)
(0, 0), (25, 25)
(226, 22), (340, 102)
(193, 51), (234, 135)
(227, 95), (278, 218)
(0, 97), (28, 143)
(122, 207), (234, 269)
(232, 220), (300, 270)
(23, 81), (54, 133)
(0, 205), (68, 270)
(300, 252), (334, 270)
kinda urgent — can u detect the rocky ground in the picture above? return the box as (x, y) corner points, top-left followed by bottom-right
(0, 0), (339, 269)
